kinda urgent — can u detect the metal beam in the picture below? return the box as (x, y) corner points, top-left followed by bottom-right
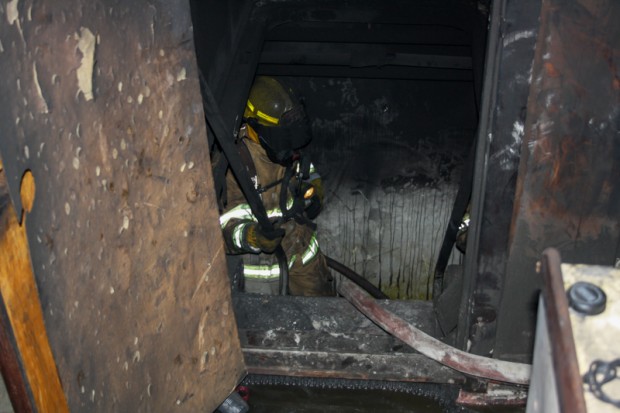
(456, 0), (541, 358)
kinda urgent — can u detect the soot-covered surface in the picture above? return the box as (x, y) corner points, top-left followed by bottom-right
(280, 76), (476, 299)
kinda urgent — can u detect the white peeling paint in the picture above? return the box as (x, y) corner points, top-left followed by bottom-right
(117, 81), (123, 92)
(0, 39), (4, 53)
(32, 62), (49, 113)
(180, 162), (186, 172)
(158, 110), (163, 119)
(72, 157), (80, 169)
(76, 27), (96, 101)
(187, 161), (194, 170)
(112, 148), (118, 159)
(176, 67), (186, 82)
(511, 120), (524, 146)
(137, 93), (143, 104)
(65, 202), (71, 215)
(127, 96), (133, 104)
(24, 145), (29, 159)
(503, 30), (536, 48)
(6, 0), (18, 25)
(95, 166), (100, 176)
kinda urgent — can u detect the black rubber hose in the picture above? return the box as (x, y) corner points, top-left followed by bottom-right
(325, 256), (388, 299)
(276, 247), (289, 296)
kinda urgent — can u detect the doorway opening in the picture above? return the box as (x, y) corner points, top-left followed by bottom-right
(191, 0), (488, 301)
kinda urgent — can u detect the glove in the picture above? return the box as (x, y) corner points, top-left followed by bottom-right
(243, 222), (284, 253)
(302, 179), (323, 220)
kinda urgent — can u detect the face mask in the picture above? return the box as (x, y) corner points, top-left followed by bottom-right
(247, 107), (312, 165)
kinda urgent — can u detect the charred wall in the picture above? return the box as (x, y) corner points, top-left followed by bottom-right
(190, 0), (488, 298)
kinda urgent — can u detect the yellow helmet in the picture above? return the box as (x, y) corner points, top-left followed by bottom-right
(243, 76), (312, 165)
(244, 76), (296, 126)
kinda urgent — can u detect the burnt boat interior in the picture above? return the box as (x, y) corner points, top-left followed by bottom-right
(191, 0), (485, 299)
(1, 0), (619, 411)
(190, 0), (499, 408)
(191, 0), (484, 314)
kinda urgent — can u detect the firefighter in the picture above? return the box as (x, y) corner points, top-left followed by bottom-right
(219, 76), (334, 296)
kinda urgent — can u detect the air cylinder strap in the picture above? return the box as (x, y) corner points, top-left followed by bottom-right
(199, 76), (289, 295)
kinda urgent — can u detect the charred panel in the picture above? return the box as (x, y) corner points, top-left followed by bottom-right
(496, 0), (620, 361)
(457, 0), (541, 356)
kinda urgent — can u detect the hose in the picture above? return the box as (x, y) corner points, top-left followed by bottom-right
(325, 256), (388, 299)
(338, 278), (531, 385)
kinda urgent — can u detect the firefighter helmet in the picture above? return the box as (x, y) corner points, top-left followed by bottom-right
(243, 77), (312, 165)
(244, 76), (297, 126)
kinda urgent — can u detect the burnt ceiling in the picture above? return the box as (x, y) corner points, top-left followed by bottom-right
(254, 0), (487, 81)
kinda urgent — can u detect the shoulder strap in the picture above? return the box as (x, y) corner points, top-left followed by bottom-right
(236, 139), (258, 189)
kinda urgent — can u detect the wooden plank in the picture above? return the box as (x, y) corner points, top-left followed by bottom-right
(244, 348), (463, 384)
(456, 384), (527, 407)
(0, 294), (34, 413)
(0, 1), (244, 411)
(539, 250), (586, 413)
(0, 165), (67, 412)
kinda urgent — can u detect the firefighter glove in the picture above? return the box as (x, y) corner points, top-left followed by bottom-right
(243, 222), (284, 254)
